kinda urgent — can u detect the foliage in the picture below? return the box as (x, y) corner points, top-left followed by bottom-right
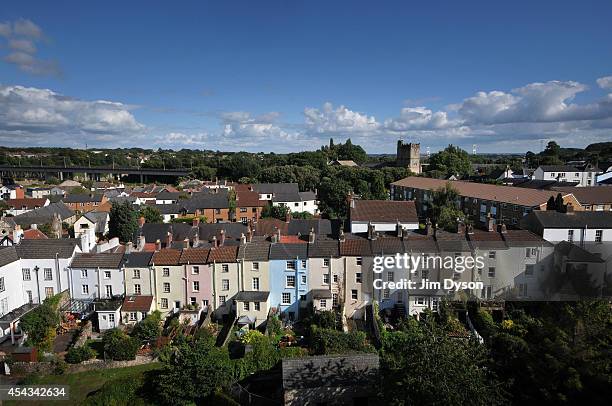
(152, 335), (234, 405)
(261, 204), (289, 220)
(65, 345), (96, 364)
(83, 375), (148, 406)
(239, 330), (264, 345)
(266, 315), (283, 339)
(20, 295), (61, 352)
(190, 165), (217, 181)
(103, 329), (140, 361)
(131, 311), (163, 342)
(428, 144), (472, 177)
(109, 201), (138, 242)
(380, 319), (506, 405)
(38, 223), (56, 238)
(138, 205), (163, 223)
(304, 309), (341, 331)
(317, 176), (352, 218)
(431, 182), (466, 232)
(309, 327), (373, 355)
(290, 211), (313, 219)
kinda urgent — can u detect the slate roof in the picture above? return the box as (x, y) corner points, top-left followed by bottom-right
(198, 223), (248, 243)
(521, 211), (612, 229)
(153, 204), (182, 214)
(434, 230), (472, 252)
(151, 249), (182, 265)
(339, 239), (373, 256)
(83, 211), (108, 233)
(370, 238), (405, 255)
(13, 202), (75, 227)
(350, 200), (418, 223)
(122, 295), (154, 312)
(234, 291), (270, 302)
(63, 194), (104, 203)
(252, 183), (299, 196)
(269, 243), (308, 260)
(15, 239), (80, 259)
(403, 232), (438, 253)
(0, 247), (19, 267)
(288, 219), (332, 236)
(121, 252), (154, 268)
(179, 194), (229, 212)
(156, 191), (181, 200)
(307, 240), (340, 258)
(237, 242), (270, 261)
(70, 252), (124, 268)
(179, 248), (210, 264)
(551, 186), (612, 204)
(311, 289), (333, 299)
(555, 241), (605, 263)
(538, 165), (580, 172)
(207, 246), (238, 263)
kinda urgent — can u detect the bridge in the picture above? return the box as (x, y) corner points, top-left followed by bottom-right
(0, 165), (190, 182)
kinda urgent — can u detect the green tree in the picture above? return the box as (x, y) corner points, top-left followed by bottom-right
(103, 328), (140, 360)
(131, 311), (163, 342)
(261, 204), (290, 220)
(20, 295), (61, 352)
(109, 201), (138, 242)
(544, 140), (561, 156)
(428, 144), (472, 177)
(431, 182), (466, 232)
(138, 206), (163, 223)
(317, 177), (352, 219)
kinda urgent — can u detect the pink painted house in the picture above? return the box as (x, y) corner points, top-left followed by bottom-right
(179, 248), (213, 311)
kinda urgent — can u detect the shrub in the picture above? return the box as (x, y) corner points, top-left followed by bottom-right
(83, 376), (147, 406)
(65, 345), (96, 364)
(310, 327), (374, 355)
(103, 329), (141, 361)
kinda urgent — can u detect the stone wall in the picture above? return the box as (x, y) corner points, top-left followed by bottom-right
(11, 355), (155, 376)
(72, 321), (93, 348)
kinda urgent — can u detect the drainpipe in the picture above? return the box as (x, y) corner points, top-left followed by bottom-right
(97, 266), (101, 299)
(55, 252), (61, 295)
(34, 265), (41, 304)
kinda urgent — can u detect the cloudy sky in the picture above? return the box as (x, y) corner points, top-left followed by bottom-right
(1, 0), (611, 153)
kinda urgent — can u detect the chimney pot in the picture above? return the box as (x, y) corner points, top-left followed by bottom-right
(138, 216), (145, 228)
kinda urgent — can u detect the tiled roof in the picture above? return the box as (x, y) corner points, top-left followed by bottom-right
(350, 200), (417, 223)
(522, 211), (612, 229)
(555, 241), (604, 263)
(63, 194), (104, 203)
(235, 291), (270, 302)
(501, 230), (551, 247)
(15, 239), (80, 259)
(235, 190), (267, 207)
(538, 165), (580, 172)
(253, 218), (288, 236)
(551, 186), (612, 204)
(151, 249), (182, 265)
(434, 230), (471, 252)
(7, 198), (48, 209)
(237, 242), (270, 261)
(13, 202), (75, 227)
(70, 252), (124, 268)
(392, 176), (574, 207)
(0, 247), (19, 267)
(23, 228), (48, 240)
(340, 239), (372, 256)
(371, 238), (405, 255)
(466, 230), (508, 250)
(179, 248), (210, 264)
(122, 295), (154, 312)
(207, 246), (238, 263)
(252, 183), (299, 195)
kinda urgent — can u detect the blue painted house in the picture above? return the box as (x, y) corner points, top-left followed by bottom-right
(269, 243), (308, 321)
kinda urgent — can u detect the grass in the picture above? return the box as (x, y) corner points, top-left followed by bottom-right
(7, 362), (162, 405)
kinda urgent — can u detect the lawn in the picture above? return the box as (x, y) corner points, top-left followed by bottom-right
(6, 362), (162, 405)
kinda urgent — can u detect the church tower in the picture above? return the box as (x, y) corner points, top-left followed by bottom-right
(396, 140), (421, 174)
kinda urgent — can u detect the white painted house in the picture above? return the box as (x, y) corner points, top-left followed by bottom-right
(349, 199), (419, 234)
(533, 164), (601, 187)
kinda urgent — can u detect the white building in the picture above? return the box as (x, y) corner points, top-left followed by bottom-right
(533, 164), (600, 187)
(349, 200), (419, 234)
(252, 184), (319, 215)
(68, 253), (125, 300)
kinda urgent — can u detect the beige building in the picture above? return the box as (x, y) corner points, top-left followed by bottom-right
(151, 249), (185, 315)
(208, 246), (239, 318)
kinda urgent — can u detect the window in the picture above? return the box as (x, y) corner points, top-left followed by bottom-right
(163, 282), (170, 293)
(383, 289), (390, 299)
(567, 230), (574, 243)
(294, 202), (299, 207)
(518, 283), (528, 297)
(190, 297), (196, 305)
(203, 299), (209, 307)
(525, 265), (534, 276)
(43, 268), (52, 280)
(222, 264), (229, 273)
(240, 207), (247, 213)
(254, 302), (260, 311)
(488, 267), (496, 278)
(286, 275), (296, 287)
(323, 274), (330, 284)
(82, 285), (89, 295)
(301, 260), (307, 268)
(45, 287), (54, 298)
(219, 296), (226, 305)
(133, 269), (140, 279)
(0, 277), (4, 292)
(323, 258), (330, 267)
(22, 268), (31, 281)
(252, 277), (260, 290)
(355, 273), (362, 283)
(134, 284), (141, 295)
(421, 269), (429, 279)
(301, 274), (307, 284)
(332, 293), (338, 307)
(282, 292), (291, 304)
(26, 290), (33, 303)
(320, 299), (327, 308)
(595, 230), (603, 243)
(215, 208), (221, 214)
(356, 257), (363, 266)
(243, 302), (250, 311)
(525, 247), (537, 258)
(129, 312), (137, 321)
(351, 289), (358, 300)
(193, 281), (200, 292)
(192, 266), (200, 275)
(299, 294), (307, 301)
(161, 298), (168, 309)
(415, 296), (425, 305)
(162, 268), (170, 277)
(104, 271), (111, 279)
(252, 262), (259, 271)
(489, 251), (496, 259)
(387, 271), (394, 282)
(482, 286), (492, 299)
(105, 285), (113, 298)
(285, 260), (296, 270)
(222, 279), (230, 291)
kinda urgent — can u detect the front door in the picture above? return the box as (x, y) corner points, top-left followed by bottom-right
(105, 285), (113, 298)
(108, 313), (115, 328)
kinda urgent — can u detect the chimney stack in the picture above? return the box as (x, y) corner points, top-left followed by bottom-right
(308, 227), (315, 244)
(247, 227), (253, 243)
(166, 231), (172, 248)
(192, 216), (200, 227)
(499, 223), (507, 234)
(240, 233), (247, 245)
(367, 222), (377, 240)
(277, 227), (282, 243)
(125, 241), (133, 254)
(486, 214), (495, 232)
(338, 228), (345, 242)
(219, 229), (226, 246)
(566, 203), (575, 214)
(183, 238), (190, 249)
(467, 224), (474, 235)
(155, 239), (162, 251)
(212, 235), (218, 248)
(285, 211), (291, 223)
(396, 220), (403, 238)
(138, 216), (145, 228)
(457, 220), (466, 235)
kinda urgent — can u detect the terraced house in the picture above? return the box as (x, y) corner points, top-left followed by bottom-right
(208, 245), (239, 318)
(269, 243), (309, 321)
(68, 253), (125, 300)
(150, 249), (184, 314)
(179, 248), (213, 311)
(122, 252), (155, 296)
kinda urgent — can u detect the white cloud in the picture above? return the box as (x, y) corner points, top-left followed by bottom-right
(597, 76), (612, 89)
(384, 107), (455, 131)
(304, 102), (380, 135)
(0, 85), (145, 146)
(0, 19), (60, 76)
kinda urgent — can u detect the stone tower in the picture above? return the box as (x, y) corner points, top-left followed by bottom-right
(396, 140), (421, 174)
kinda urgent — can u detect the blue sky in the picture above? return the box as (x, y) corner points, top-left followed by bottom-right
(1, 0), (612, 153)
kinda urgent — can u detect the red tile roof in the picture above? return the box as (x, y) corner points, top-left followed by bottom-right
(179, 248), (210, 264)
(340, 239), (372, 256)
(7, 198), (48, 209)
(207, 246), (238, 263)
(350, 200), (418, 223)
(236, 190), (267, 207)
(122, 295), (154, 312)
(151, 249), (182, 265)
(23, 228), (48, 240)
